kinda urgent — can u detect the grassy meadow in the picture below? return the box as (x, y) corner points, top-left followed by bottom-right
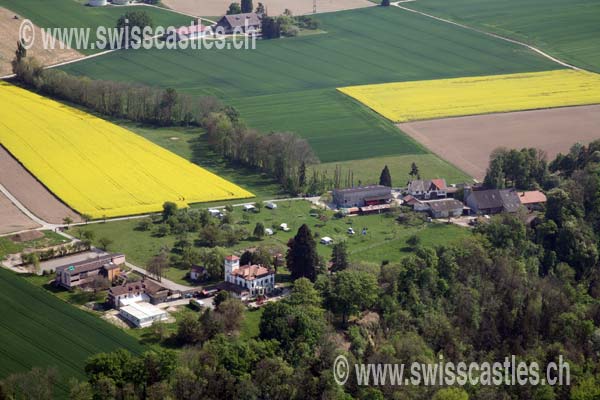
(0, 268), (144, 398)
(60, 6), (560, 180)
(72, 199), (471, 285)
(410, 0), (600, 72)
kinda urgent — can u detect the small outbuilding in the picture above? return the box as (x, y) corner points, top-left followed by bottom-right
(88, 0), (108, 6)
(119, 302), (168, 328)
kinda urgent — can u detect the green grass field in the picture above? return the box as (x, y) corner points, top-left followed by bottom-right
(60, 6), (559, 177)
(73, 200), (470, 285)
(0, 268), (144, 397)
(410, 0), (600, 72)
(0, 0), (191, 55)
(0, 230), (69, 259)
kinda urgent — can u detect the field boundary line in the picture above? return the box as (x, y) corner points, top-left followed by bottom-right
(390, 1), (582, 71)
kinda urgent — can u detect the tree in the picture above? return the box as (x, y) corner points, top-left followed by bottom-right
(162, 201), (178, 221)
(241, 0), (253, 13)
(253, 222), (265, 240)
(379, 165), (392, 187)
(406, 234), (420, 249)
(216, 298), (245, 334)
(330, 242), (349, 272)
(213, 290), (231, 308)
(23, 252), (41, 274)
(432, 388), (468, 400)
(0, 367), (57, 400)
(81, 214), (92, 225)
(98, 237), (113, 251)
(147, 252), (168, 281)
(116, 11), (154, 46)
(286, 224), (318, 282)
(298, 161), (307, 188)
(261, 16), (281, 39)
(381, 0), (390, 5)
(288, 278), (322, 307)
(176, 313), (202, 345)
(324, 270), (378, 326)
(63, 216), (73, 227)
(409, 162), (420, 179)
(255, 2), (265, 13)
(11, 40), (27, 74)
(68, 378), (93, 400)
(226, 2), (242, 14)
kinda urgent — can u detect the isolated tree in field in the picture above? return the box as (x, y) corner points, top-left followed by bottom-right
(381, 0), (390, 6)
(226, 2), (242, 14)
(379, 165), (392, 187)
(98, 237), (113, 251)
(148, 252), (169, 281)
(286, 224), (318, 281)
(11, 41), (27, 74)
(162, 201), (178, 221)
(241, 0), (253, 13)
(255, 2), (265, 13)
(330, 242), (349, 272)
(406, 234), (421, 249)
(253, 222), (265, 239)
(409, 162), (420, 179)
(116, 11), (154, 46)
(81, 214), (92, 225)
(63, 216), (73, 228)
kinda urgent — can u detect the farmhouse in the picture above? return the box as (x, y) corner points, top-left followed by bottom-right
(422, 198), (464, 218)
(465, 188), (521, 215)
(216, 13), (262, 34)
(108, 279), (169, 309)
(223, 255), (274, 300)
(119, 301), (168, 328)
(518, 190), (547, 211)
(189, 265), (207, 281)
(55, 253), (124, 289)
(333, 185), (392, 208)
(407, 179), (447, 199)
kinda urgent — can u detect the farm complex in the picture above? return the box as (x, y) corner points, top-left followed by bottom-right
(0, 0), (599, 398)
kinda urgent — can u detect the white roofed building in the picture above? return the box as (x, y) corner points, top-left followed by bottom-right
(119, 302), (168, 328)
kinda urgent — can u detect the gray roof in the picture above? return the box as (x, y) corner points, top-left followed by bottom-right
(334, 185), (390, 195)
(218, 13), (262, 29)
(56, 254), (123, 275)
(468, 189), (521, 212)
(408, 179), (447, 193)
(426, 199), (464, 213)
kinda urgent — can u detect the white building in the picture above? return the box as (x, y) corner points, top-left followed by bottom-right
(88, 0), (108, 6)
(119, 302), (168, 328)
(112, 0), (131, 5)
(223, 255), (275, 299)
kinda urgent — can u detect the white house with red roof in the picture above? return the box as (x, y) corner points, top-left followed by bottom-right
(407, 179), (448, 200)
(223, 255), (275, 299)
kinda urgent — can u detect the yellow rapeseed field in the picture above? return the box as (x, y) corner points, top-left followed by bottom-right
(338, 70), (600, 122)
(0, 82), (253, 218)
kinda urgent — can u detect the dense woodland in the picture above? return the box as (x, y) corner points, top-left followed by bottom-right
(2, 143), (600, 399)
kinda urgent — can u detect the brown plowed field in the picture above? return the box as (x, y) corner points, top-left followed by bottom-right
(0, 146), (81, 224)
(398, 105), (600, 181)
(0, 192), (39, 234)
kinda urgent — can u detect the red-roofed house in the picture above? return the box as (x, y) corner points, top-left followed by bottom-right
(518, 191), (547, 211)
(224, 255), (275, 300)
(407, 179), (448, 199)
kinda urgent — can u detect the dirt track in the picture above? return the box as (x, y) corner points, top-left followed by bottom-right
(0, 7), (82, 76)
(398, 105), (600, 181)
(0, 146), (81, 224)
(162, 0), (373, 17)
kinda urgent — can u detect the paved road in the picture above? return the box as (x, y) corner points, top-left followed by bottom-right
(125, 261), (195, 292)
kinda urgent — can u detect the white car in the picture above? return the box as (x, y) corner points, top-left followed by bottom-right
(243, 204), (256, 211)
(265, 202), (277, 209)
(265, 228), (274, 236)
(347, 227), (355, 235)
(280, 223), (290, 232)
(320, 236), (333, 245)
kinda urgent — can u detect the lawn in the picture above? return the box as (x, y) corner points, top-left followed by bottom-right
(0, 268), (144, 398)
(240, 308), (264, 340)
(60, 6), (559, 178)
(73, 199), (471, 285)
(0, 0), (192, 55)
(410, 0), (600, 72)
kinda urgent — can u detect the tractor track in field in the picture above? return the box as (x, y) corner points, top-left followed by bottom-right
(390, 1), (583, 71)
